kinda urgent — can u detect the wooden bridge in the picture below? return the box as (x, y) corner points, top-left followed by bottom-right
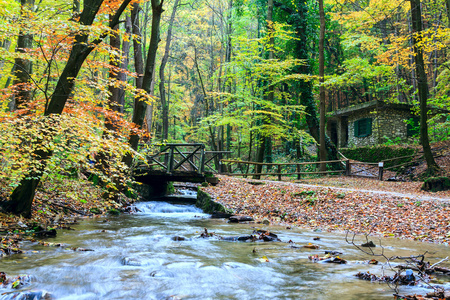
(134, 143), (230, 187)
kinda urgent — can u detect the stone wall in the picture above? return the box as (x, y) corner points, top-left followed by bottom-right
(377, 108), (412, 143)
(346, 109), (412, 147)
(347, 111), (379, 147)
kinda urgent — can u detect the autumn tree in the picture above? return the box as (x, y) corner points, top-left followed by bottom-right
(159, 0), (180, 141)
(125, 0), (164, 164)
(1, 0), (133, 217)
(410, 0), (440, 174)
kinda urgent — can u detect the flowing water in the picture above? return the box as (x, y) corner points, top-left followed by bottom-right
(0, 198), (448, 300)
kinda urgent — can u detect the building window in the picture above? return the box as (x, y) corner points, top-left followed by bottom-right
(354, 118), (372, 137)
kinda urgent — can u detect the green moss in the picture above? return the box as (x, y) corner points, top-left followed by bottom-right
(107, 208), (120, 215)
(166, 182), (175, 195)
(196, 189), (233, 214)
(90, 207), (101, 214)
(422, 176), (450, 192)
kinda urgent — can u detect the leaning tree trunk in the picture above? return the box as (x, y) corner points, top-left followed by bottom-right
(2, 0), (133, 217)
(410, 0), (440, 174)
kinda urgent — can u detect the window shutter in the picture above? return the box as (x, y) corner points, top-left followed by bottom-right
(354, 118), (372, 137)
(367, 118), (372, 136)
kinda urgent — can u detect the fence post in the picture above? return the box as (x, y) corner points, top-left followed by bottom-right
(345, 160), (351, 176)
(199, 145), (205, 174)
(378, 162), (384, 181)
(297, 164), (301, 180)
(218, 152), (223, 173)
(278, 164), (282, 181)
(167, 145), (174, 174)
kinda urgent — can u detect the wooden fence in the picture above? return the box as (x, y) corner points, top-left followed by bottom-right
(220, 153), (422, 181)
(220, 159), (347, 180)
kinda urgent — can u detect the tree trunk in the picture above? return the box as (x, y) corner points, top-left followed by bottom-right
(225, 0), (233, 153)
(410, 0), (440, 174)
(293, 0), (339, 165)
(2, 0), (133, 217)
(159, 0), (179, 141)
(125, 0), (164, 165)
(446, 0), (450, 27)
(253, 137), (265, 180)
(13, 0), (35, 110)
(318, 0), (327, 171)
(255, 0), (275, 177)
(193, 46), (218, 152)
(118, 16), (132, 113)
(107, 16), (122, 128)
(265, 0), (274, 166)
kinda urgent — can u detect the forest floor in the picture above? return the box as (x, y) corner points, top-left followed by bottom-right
(202, 175), (450, 244)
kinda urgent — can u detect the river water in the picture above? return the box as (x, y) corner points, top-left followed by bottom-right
(0, 199), (448, 300)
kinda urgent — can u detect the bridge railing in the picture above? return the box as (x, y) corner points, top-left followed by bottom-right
(143, 143), (231, 174)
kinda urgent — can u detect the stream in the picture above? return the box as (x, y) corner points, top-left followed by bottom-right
(0, 194), (449, 299)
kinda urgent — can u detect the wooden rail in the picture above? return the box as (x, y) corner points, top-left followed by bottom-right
(221, 159), (346, 181)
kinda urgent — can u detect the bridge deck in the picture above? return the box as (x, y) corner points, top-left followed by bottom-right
(134, 170), (209, 184)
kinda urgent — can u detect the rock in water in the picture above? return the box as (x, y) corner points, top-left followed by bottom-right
(229, 215), (254, 223)
(361, 241), (376, 247)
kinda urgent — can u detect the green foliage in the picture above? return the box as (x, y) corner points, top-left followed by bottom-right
(335, 192), (346, 199)
(324, 58), (410, 103)
(293, 190), (316, 197)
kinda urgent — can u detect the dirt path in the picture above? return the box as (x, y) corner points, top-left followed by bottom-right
(203, 176), (450, 244)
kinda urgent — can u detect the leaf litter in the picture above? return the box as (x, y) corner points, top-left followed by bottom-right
(202, 175), (450, 244)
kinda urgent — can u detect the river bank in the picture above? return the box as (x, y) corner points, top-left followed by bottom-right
(0, 177), (134, 243)
(202, 175), (450, 244)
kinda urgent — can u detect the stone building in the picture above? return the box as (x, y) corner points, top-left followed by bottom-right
(327, 100), (418, 148)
